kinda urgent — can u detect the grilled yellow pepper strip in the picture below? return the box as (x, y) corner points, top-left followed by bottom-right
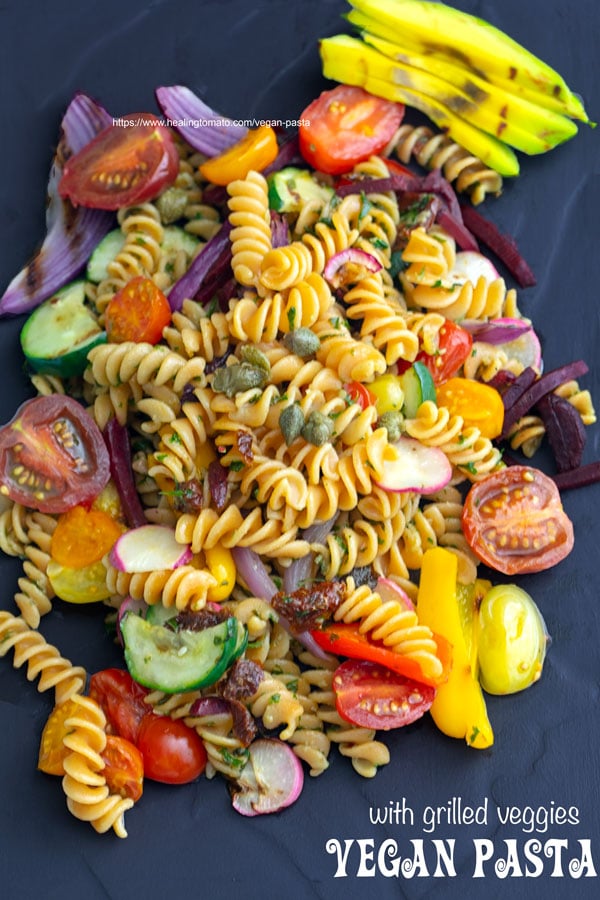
(417, 547), (493, 749)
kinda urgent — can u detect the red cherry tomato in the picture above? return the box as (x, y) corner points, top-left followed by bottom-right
(333, 659), (435, 730)
(89, 668), (150, 745)
(416, 320), (473, 385)
(299, 85), (404, 175)
(59, 113), (179, 210)
(344, 381), (376, 411)
(0, 395), (110, 514)
(462, 465), (575, 575)
(101, 734), (144, 802)
(137, 715), (207, 784)
(105, 276), (172, 344)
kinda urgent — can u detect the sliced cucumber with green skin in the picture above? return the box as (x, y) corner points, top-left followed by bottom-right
(121, 613), (239, 693)
(20, 280), (106, 377)
(399, 361), (436, 418)
(86, 229), (126, 283)
(161, 225), (200, 258)
(230, 618), (249, 663)
(267, 167), (334, 213)
(145, 603), (179, 629)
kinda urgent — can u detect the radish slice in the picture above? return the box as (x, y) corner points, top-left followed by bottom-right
(374, 437), (452, 494)
(451, 250), (499, 285)
(479, 317), (542, 371)
(231, 739), (304, 817)
(376, 577), (415, 612)
(323, 247), (382, 285)
(109, 525), (192, 573)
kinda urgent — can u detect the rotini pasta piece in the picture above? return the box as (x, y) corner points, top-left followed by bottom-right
(104, 561), (217, 612)
(174, 505), (309, 560)
(554, 380), (596, 425)
(226, 595), (277, 663)
(95, 203), (164, 316)
(281, 271), (334, 333)
(300, 212), (359, 274)
(335, 428), (396, 509)
(14, 510), (57, 628)
(333, 576), (443, 683)
(227, 171), (272, 291)
(462, 341), (525, 382)
(29, 372), (67, 396)
(401, 226), (456, 284)
(143, 688), (201, 720)
(0, 499), (30, 557)
(182, 203), (221, 241)
(185, 707), (249, 780)
(245, 671), (304, 741)
(506, 414), (546, 458)
(0, 611), (85, 703)
(391, 123), (503, 205)
(61, 694), (134, 837)
(227, 291), (284, 343)
(405, 400), (504, 481)
(86, 341), (204, 398)
(163, 303), (231, 362)
(344, 272), (421, 365)
(148, 400), (214, 484)
(258, 243), (314, 292)
(405, 274), (520, 322)
(313, 314), (387, 383)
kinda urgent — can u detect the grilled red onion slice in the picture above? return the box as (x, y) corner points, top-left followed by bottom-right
(0, 92), (114, 316)
(155, 85), (246, 155)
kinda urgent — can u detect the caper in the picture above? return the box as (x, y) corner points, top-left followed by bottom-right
(156, 187), (189, 224)
(240, 344), (271, 375)
(301, 410), (334, 446)
(279, 404), (305, 445)
(212, 363), (268, 397)
(283, 327), (321, 358)
(476, 584), (549, 695)
(378, 410), (404, 442)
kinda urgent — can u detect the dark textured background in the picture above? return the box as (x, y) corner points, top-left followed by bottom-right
(0, 1), (598, 898)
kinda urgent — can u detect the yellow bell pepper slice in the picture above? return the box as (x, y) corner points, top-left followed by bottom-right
(417, 547), (493, 749)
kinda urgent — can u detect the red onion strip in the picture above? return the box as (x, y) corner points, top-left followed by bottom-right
(103, 418), (147, 528)
(155, 85), (246, 155)
(0, 92), (114, 316)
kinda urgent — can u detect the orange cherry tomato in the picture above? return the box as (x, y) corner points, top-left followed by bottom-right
(105, 276), (171, 344)
(50, 504), (123, 568)
(299, 85), (404, 175)
(59, 114), (179, 210)
(435, 377), (504, 439)
(199, 125), (278, 185)
(102, 734), (144, 802)
(37, 698), (81, 776)
(462, 466), (575, 575)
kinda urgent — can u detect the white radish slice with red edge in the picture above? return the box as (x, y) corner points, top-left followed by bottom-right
(451, 251), (499, 285)
(109, 525), (192, 573)
(484, 317), (542, 371)
(231, 739), (304, 817)
(376, 577), (415, 612)
(374, 437), (452, 494)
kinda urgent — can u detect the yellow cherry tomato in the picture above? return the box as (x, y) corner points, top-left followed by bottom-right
(50, 504), (123, 568)
(205, 546), (236, 603)
(435, 377), (504, 439)
(367, 374), (405, 415)
(47, 558), (112, 604)
(38, 698), (81, 775)
(199, 125), (279, 185)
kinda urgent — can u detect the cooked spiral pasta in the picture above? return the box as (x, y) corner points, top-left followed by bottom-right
(14, 511), (57, 628)
(61, 694), (134, 837)
(391, 123), (503, 205)
(313, 313), (387, 383)
(227, 171), (272, 290)
(104, 560), (217, 611)
(0, 611), (85, 704)
(245, 671), (304, 741)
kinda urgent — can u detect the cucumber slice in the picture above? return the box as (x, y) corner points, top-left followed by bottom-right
(121, 614), (238, 693)
(20, 280), (106, 377)
(399, 361), (436, 418)
(145, 603), (179, 629)
(161, 225), (200, 258)
(86, 229), (126, 283)
(230, 618), (248, 663)
(267, 167), (334, 213)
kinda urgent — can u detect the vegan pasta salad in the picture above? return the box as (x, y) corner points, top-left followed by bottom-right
(0, 69), (595, 838)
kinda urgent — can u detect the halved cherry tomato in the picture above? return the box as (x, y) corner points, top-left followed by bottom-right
(199, 125), (278, 185)
(51, 504), (123, 568)
(37, 697), (81, 776)
(462, 465), (575, 575)
(59, 113), (179, 210)
(47, 558), (112, 604)
(299, 85), (404, 175)
(333, 659), (435, 730)
(416, 320), (473, 386)
(89, 668), (150, 745)
(137, 714), (207, 784)
(344, 381), (376, 411)
(0, 395), (110, 514)
(105, 276), (171, 344)
(102, 734), (144, 802)
(311, 622), (451, 688)
(436, 377), (504, 439)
